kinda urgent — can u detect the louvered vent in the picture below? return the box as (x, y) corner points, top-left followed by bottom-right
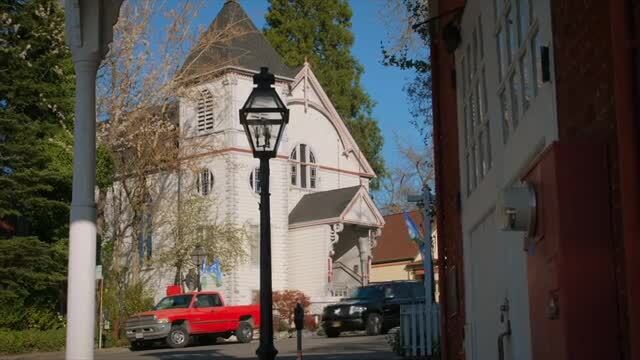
(197, 89), (215, 133)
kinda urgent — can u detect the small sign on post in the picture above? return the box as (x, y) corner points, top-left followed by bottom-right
(95, 265), (103, 280)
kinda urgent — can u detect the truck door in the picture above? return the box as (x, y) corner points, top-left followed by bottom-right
(193, 294), (225, 334)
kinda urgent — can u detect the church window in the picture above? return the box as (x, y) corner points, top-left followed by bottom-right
(196, 169), (214, 195)
(289, 144), (318, 189)
(197, 89), (215, 133)
(291, 165), (297, 186)
(138, 193), (153, 264)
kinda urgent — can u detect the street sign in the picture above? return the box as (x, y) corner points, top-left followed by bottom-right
(95, 265), (103, 280)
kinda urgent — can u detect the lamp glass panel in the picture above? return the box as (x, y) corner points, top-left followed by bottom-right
(246, 88), (284, 112)
(248, 121), (282, 153)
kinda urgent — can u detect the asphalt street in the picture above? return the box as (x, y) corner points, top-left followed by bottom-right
(2, 333), (399, 360)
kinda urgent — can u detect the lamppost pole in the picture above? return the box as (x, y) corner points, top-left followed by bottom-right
(256, 155), (277, 360)
(238, 66), (288, 360)
(191, 245), (206, 292)
(196, 263), (202, 292)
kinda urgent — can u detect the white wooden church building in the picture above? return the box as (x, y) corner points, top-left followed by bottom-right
(132, 0), (385, 310)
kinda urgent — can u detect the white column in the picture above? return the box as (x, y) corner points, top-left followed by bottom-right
(357, 236), (370, 285)
(63, 1), (122, 359)
(65, 60), (99, 360)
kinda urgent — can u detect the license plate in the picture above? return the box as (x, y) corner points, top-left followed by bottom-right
(331, 321), (341, 327)
(135, 332), (144, 339)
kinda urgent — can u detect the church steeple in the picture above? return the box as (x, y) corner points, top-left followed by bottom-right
(180, 0), (297, 82)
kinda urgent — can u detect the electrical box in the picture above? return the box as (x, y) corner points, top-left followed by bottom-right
(498, 183), (537, 237)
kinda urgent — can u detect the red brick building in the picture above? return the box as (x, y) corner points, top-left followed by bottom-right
(429, 1), (639, 360)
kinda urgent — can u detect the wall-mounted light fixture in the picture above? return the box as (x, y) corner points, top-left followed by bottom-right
(443, 21), (462, 53)
(498, 182), (537, 237)
(411, 6), (464, 54)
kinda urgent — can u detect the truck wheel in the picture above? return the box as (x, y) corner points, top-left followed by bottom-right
(167, 324), (190, 348)
(235, 321), (254, 343)
(325, 329), (341, 338)
(365, 313), (382, 336)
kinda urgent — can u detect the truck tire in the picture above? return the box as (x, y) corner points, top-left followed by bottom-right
(167, 324), (190, 348)
(365, 313), (382, 336)
(325, 329), (341, 338)
(235, 321), (254, 343)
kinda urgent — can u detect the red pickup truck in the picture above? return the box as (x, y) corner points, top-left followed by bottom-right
(125, 291), (260, 350)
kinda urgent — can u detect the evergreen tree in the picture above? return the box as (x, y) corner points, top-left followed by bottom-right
(0, 0), (75, 242)
(0, 237), (67, 330)
(264, 0), (386, 187)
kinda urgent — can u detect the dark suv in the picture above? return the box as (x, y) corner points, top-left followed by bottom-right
(321, 281), (425, 337)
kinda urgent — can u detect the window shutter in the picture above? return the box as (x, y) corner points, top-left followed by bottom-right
(197, 89), (215, 133)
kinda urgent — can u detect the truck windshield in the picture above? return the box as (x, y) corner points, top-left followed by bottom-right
(154, 295), (193, 310)
(351, 286), (384, 299)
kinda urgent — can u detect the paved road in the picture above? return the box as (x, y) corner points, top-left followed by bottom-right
(2, 334), (399, 360)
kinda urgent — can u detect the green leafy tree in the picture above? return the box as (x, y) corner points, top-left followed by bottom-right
(0, 0), (75, 242)
(264, 0), (386, 186)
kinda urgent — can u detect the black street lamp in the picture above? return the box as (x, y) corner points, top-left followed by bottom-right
(239, 67), (289, 360)
(191, 245), (206, 292)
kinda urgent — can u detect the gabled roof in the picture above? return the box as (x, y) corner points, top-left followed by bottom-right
(180, 0), (297, 81)
(287, 63), (377, 178)
(289, 186), (360, 225)
(371, 211), (423, 264)
(289, 186), (384, 228)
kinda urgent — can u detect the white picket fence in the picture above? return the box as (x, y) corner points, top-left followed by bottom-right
(400, 301), (440, 359)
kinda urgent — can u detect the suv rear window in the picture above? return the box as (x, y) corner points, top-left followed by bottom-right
(391, 284), (411, 300)
(351, 286), (384, 299)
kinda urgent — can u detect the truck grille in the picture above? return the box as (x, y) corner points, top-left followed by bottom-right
(324, 306), (348, 317)
(126, 315), (156, 328)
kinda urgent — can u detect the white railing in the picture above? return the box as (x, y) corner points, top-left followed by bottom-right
(328, 283), (355, 298)
(400, 300), (440, 359)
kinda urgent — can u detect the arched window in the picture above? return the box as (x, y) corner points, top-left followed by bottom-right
(290, 144), (318, 189)
(138, 193), (153, 263)
(196, 169), (214, 195)
(197, 89), (214, 133)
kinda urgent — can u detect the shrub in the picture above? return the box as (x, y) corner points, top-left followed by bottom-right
(386, 327), (402, 356)
(24, 307), (65, 331)
(103, 280), (155, 341)
(304, 314), (319, 331)
(277, 319), (290, 332)
(272, 290), (310, 328)
(0, 328), (66, 354)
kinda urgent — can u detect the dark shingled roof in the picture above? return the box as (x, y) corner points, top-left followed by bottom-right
(289, 186), (361, 225)
(181, 0), (298, 80)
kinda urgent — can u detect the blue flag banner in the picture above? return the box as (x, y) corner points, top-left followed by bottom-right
(202, 259), (223, 288)
(404, 212), (424, 245)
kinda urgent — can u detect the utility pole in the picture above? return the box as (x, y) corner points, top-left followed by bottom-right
(408, 184), (436, 355)
(63, 2), (122, 359)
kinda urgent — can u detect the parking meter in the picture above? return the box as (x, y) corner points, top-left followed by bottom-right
(294, 303), (304, 330)
(294, 302), (304, 359)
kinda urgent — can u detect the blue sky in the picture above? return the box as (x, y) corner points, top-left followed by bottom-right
(195, 0), (424, 177)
